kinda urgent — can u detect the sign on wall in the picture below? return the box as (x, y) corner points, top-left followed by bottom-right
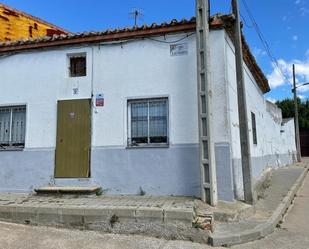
(95, 94), (104, 107)
(170, 43), (188, 56)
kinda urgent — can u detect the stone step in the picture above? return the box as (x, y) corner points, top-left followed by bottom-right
(34, 185), (102, 195)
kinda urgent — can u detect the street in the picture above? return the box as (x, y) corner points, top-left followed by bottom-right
(0, 172), (308, 249)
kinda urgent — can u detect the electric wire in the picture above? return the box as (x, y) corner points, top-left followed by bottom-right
(240, 0), (292, 85)
(240, 12), (253, 28)
(146, 33), (195, 44)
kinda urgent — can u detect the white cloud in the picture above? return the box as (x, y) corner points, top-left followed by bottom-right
(300, 7), (309, 16)
(253, 47), (266, 58)
(267, 54), (309, 92)
(266, 97), (277, 103)
(292, 35), (298, 41)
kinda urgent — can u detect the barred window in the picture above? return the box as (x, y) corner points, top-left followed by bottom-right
(128, 98), (168, 147)
(69, 55), (86, 77)
(0, 106), (26, 149)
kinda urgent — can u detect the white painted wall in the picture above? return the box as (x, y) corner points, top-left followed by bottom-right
(0, 47), (93, 149)
(0, 33), (199, 150)
(221, 33), (296, 198)
(92, 34), (198, 147)
(0, 29), (296, 198)
(224, 34), (296, 162)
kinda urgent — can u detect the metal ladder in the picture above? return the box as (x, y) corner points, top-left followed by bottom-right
(196, 0), (217, 205)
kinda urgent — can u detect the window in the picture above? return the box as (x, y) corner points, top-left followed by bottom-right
(69, 54), (86, 77)
(128, 98), (168, 147)
(251, 112), (257, 145)
(0, 106), (26, 149)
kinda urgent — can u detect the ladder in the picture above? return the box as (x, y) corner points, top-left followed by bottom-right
(195, 0), (217, 205)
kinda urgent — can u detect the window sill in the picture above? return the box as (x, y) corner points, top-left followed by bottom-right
(126, 144), (169, 149)
(68, 75), (87, 78)
(0, 147), (24, 152)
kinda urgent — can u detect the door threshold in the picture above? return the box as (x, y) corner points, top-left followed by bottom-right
(35, 185), (101, 195)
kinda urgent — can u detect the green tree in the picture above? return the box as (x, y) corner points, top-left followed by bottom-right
(276, 98), (309, 129)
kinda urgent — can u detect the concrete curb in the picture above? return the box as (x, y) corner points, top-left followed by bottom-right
(0, 203), (206, 241)
(209, 166), (309, 247)
(0, 205), (194, 226)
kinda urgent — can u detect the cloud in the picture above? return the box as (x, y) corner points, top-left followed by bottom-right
(267, 54), (309, 92)
(292, 35), (298, 41)
(253, 47), (266, 58)
(295, 0), (309, 16)
(300, 7), (309, 16)
(266, 97), (277, 103)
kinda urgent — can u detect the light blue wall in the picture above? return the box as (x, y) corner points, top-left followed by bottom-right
(232, 153), (297, 200)
(0, 145), (201, 197)
(0, 150), (54, 192)
(91, 144), (201, 197)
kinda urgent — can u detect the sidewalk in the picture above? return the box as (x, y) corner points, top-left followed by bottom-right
(0, 162), (307, 246)
(209, 162), (309, 246)
(0, 192), (208, 243)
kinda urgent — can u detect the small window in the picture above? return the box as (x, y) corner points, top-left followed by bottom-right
(0, 106), (26, 149)
(69, 55), (86, 77)
(128, 98), (168, 147)
(251, 112), (257, 145)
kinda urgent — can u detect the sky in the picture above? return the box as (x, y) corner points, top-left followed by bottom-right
(1, 0), (309, 102)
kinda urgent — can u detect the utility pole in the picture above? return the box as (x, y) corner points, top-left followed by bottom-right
(232, 0), (255, 204)
(292, 64), (302, 162)
(196, 0), (217, 205)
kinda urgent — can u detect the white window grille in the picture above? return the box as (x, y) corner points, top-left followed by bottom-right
(0, 106), (26, 149)
(128, 98), (168, 147)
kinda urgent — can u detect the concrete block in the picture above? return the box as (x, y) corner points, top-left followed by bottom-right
(0, 205), (16, 221)
(238, 229), (261, 245)
(210, 234), (241, 247)
(36, 207), (61, 226)
(13, 206), (38, 225)
(259, 222), (275, 237)
(108, 207), (136, 222)
(59, 207), (85, 227)
(84, 208), (110, 224)
(164, 209), (194, 225)
(135, 207), (163, 223)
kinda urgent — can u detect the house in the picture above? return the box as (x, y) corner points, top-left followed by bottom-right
(0, 3), (68, 42)
(0, 14), (296, 202)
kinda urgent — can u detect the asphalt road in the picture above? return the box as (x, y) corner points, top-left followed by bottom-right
(0, 167), (308, 249)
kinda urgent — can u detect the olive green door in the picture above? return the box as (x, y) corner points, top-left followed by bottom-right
(55, 99), (91, 178)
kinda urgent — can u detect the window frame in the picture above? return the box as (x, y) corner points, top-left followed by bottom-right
(67, 53), (87, 78)
(251, 112), (257, 145)
(127, 97), (169, 148)
(0, 105), (26, 151)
